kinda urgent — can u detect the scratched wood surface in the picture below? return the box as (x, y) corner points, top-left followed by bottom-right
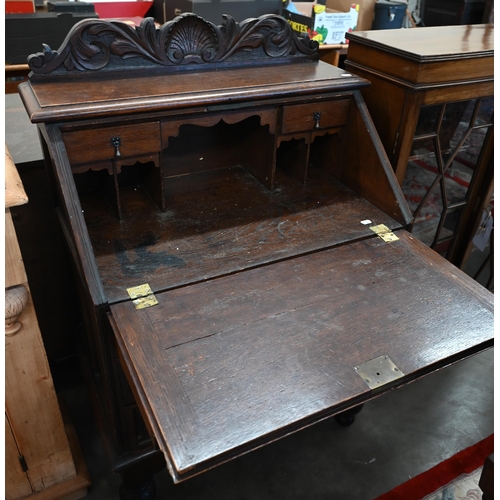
(21, 62), (367, 124)
(110, 230), (494, 481)
(81, 164), (401, 303)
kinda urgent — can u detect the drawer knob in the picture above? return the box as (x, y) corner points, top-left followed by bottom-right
(111, 137), (122, 157)
(313, 112), (321, 129)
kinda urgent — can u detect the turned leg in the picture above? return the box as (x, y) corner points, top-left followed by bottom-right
(335, 404), (364, 426)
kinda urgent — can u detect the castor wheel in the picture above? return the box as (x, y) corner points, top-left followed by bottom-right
(334, 404), (364, 426)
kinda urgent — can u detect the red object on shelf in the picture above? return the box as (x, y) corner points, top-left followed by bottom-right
(6, 0), (35, 13)
(92, 1), (153, 19)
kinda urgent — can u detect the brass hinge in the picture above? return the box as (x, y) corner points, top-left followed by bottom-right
(355, 354), (405, 389)
(370, 224), (399, 242)
(126, 284), (158, 310)
(19, 455), (28, 473)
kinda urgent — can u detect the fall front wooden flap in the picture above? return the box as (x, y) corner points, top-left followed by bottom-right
(110, 231), (493, 481)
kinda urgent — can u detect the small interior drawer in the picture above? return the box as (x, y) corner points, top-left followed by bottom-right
(281, 99), (351, 134)
(63, 122), (161, 165)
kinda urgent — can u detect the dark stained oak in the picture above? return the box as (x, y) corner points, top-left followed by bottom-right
(22, 62), (367, 124)
(81, 165), (402, 303)
(26, 14), (319, 79)
(18, 15), (494, 499)
(110, 230), (493, 481)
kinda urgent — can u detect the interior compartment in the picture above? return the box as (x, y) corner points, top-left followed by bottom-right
(77, 155), (401, 303)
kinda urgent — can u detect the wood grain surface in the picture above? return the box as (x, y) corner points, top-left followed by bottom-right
(20, 62), (368, 123)
(5, 416), (32, 500)
(111, 230), (493, 481)
(81, 165), (401, 303)
(5, 145), (28, 209)
(345, 25), (494, 87)
(347, 24), (493, 61)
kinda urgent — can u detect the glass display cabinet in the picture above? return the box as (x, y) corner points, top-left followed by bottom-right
(345, 24), (493, 280)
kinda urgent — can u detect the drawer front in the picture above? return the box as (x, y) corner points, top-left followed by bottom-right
(281, 99), (351, 134)
(63, 122), (161, 165)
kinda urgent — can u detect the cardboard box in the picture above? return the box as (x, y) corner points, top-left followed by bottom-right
(280, 0), (359, 44)
(328, 0), (375, 31)
(280, 0), (376, 44)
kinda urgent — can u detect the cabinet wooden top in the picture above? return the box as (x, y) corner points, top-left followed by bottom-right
(345, 24), (494, 87)
(346, 24), (494, 62)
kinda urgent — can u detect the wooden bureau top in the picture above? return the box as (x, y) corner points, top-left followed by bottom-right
(18, 13), (369, 124)
(19, 61), (367, 124)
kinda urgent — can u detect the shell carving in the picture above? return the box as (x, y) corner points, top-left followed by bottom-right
(5, 285), (30, 336)
(166, 15), (218, 64)
(27, 13), (318, 78)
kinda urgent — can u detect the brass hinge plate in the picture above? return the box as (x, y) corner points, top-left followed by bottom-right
(355, 354), (404, 389)
(370, 224), (399, 242)
(126, 284), (158, 310)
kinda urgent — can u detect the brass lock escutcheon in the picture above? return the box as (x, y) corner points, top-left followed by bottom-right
(111, 137), (122, 157)
(313, 111), (321, 129)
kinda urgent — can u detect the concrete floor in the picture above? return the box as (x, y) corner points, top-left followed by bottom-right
(55, 346), (494, 500)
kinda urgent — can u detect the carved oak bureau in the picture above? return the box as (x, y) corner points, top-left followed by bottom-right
(19, 13), (494, 499)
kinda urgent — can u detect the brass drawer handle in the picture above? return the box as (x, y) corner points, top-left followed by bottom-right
(111, 137), (122, 157)
(313, 111), (321, 129)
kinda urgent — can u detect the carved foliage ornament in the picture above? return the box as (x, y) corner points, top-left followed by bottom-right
(27, 13), (318, 77)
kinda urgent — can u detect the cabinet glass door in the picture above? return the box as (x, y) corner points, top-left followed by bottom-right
(401, 96), (493, 268)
